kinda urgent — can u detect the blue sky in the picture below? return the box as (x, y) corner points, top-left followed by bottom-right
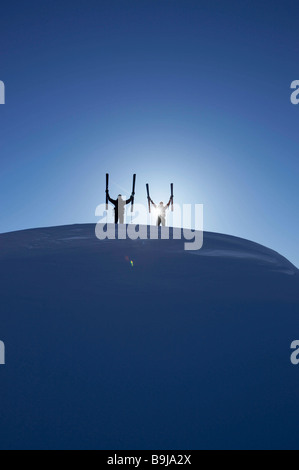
(0, 0), (298, 266)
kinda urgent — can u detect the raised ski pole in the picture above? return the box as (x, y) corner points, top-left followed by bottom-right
(171, 183), (174, 212)
(131, 174), (136, 212)
(146, 184), (151, 213)
(106, 173), (109, 210)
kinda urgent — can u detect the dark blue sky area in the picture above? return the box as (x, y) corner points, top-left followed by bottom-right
(0, 0), (298, 265)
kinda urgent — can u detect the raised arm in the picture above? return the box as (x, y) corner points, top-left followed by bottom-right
(106, 191), (117, 205)
(150, 199), (157, 209)
(165, 197), (172, 209)
(125, 195), (133, 205)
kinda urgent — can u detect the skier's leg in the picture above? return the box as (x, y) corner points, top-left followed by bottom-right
(119, 213), (125, 224)
(161, 217), (166, 227)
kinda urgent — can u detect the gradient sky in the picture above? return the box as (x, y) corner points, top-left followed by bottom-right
(0, 0), (298, 266)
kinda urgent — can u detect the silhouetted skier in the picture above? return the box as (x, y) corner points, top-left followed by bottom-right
(150, 198), (173, 227)
(106, 192), (133, 224)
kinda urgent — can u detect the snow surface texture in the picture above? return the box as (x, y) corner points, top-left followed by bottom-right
(0, 224), (298, 450)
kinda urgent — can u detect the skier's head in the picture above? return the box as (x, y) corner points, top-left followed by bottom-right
(118, 194), (123, 200)
(159, 202), (164, 206)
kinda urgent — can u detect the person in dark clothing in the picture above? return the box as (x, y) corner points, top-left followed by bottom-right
(150, 198), (173, 226)
(106, 191), (133, 224)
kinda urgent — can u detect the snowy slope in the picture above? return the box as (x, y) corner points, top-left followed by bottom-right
(0, 224), (298, 450)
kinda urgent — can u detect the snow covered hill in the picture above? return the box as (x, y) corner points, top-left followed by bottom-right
(0, 224), (298, 450)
